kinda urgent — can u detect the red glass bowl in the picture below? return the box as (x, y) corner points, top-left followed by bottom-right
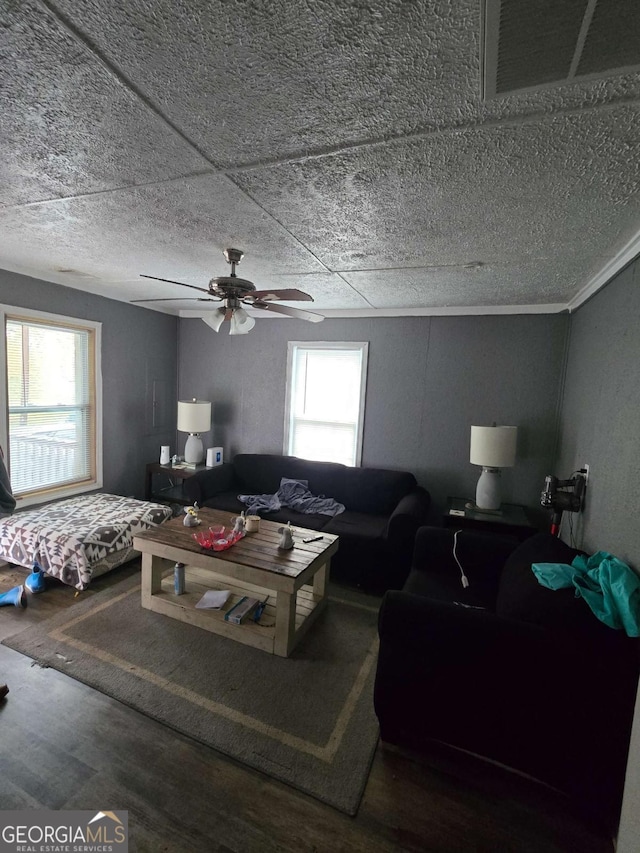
(193, 527), (245, 551)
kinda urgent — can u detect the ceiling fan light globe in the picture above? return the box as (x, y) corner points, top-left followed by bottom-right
(202, 308), (226, 332)
(229, 307), (256, 335)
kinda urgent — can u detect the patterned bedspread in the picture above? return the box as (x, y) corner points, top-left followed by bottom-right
(0, 493), (172, 590)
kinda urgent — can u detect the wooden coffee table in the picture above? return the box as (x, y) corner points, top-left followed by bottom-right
(133, 508), (339, 657)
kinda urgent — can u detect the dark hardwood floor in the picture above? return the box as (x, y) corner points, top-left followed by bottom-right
(0, 563), (614, 853)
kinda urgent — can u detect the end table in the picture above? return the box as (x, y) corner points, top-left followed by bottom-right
(145, 462), (205, 505)
(443, 497), (538, 542)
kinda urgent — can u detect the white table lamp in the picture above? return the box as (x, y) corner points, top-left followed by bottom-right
(470, 425), (518, 510)
(177, 399), (212, 465)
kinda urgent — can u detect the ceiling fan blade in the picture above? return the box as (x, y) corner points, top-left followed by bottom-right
(253, 302), (324, 323)
(130, 297), (220, 303)
(140, 274), (211, 295)
(249, 288), (314, 302)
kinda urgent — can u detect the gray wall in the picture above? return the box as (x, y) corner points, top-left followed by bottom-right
(178, 312), (569, 515)
(556, 259), (640, 563)
(554, 258), (640, 851)
(0, 270), (178, 499)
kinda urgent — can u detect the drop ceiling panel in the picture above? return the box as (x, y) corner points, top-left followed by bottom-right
(343, 261), (581, 308)
(0, 1), (209, 207)
(0, 173), (326, 299)
(50, 0), (480, 167)
(233, 105), (640, 281)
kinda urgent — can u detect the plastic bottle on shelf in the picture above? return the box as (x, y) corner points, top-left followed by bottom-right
(174, 562), (185, 595)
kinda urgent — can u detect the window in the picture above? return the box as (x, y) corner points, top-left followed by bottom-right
(0, 306), (102, 507)
(284, 342), (368, 467)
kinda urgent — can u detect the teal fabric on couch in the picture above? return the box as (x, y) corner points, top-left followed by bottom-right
(532, 551), (640, 636)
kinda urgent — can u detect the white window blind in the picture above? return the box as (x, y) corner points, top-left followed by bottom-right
(4, 310), (101, 502)
(285, 343), (368, 467)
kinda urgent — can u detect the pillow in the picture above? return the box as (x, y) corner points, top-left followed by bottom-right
(495, 533), (595, 632)
(234, 454), (307, 494)
(343, 468), (416, 514)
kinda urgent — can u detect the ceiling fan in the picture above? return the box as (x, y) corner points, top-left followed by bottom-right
(132, 248), (324, 334)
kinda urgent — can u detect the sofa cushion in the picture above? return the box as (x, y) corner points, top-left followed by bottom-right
(201, 491), (246, 514)
(294, 460), (349, 506)
(403, 567), (498, 610)
(254, 508), (328, 531)
(342, 468), (417, 515)
(323, 510), (388, 542)
(495, 532), (595, 632)
(233, 454), (301, 495)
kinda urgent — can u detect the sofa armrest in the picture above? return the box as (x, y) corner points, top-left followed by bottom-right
(183, 464), (236, 505)
(410, 526), (518, 587)
(383, 488), (431, 584)
(385, 487), (431, 543)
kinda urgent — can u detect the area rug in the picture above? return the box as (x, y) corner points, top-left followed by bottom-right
(3, 573), (381, 815)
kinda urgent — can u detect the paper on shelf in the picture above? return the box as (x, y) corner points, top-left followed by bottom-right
(195, 589), (231, 609)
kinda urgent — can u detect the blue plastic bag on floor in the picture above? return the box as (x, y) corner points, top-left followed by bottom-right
(532, 551), (640, 637)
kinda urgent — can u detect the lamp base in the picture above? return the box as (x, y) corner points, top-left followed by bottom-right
(184, 433), (204, 465)
(475, 467), (502, 510)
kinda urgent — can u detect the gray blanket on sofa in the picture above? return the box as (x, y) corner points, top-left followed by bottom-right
(238, 477), (345, 517)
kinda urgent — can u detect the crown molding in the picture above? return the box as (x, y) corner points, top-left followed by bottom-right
(180, 303), (568, 319)
(566, 228), (640, 312)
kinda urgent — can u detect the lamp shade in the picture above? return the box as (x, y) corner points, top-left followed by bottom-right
(470, 425), (517, 468)
(177, 399), (211, 434)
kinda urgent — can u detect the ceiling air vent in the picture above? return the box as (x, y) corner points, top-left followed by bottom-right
(483, 0), (640, 98)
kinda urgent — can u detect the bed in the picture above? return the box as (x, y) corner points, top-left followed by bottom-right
(0, 493), (173, 590)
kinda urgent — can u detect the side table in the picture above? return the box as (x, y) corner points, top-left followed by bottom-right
(145, 462), (206, 505)
(443, 497), (539, 542)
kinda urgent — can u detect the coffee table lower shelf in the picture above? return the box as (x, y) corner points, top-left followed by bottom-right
(143, 561), (327, 656)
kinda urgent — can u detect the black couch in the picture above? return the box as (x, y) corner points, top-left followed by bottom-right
(374, 527), (639, 832)
(183, 453), (430, 592)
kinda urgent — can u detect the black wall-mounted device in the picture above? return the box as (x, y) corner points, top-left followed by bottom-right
(540, 472), (586, 536)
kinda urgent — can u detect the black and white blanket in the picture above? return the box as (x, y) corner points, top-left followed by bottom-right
(0, 493), (172, 590)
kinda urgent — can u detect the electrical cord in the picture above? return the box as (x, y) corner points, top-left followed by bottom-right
(453, 529), (469, 588)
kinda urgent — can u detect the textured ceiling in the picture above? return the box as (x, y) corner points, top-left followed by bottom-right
(1, 0), (639, 319)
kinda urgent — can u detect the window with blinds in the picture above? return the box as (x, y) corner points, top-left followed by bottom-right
(2, 307), (102, 505)
(284, 342), (368, 467)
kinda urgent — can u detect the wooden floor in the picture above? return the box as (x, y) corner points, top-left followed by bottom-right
(0, 562), (614, 853)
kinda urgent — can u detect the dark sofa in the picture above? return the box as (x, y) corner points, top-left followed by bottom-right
(182, 453), (431, 592)
(374, 527), (639, 832)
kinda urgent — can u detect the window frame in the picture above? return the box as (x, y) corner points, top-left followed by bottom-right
(283, 341), (369, 467)
(0, 304), (103, 508)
